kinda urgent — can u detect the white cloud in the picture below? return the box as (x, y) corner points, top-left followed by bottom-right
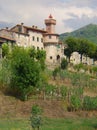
(0, 0), (97, 33)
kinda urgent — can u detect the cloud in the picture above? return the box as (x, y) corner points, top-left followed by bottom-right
(0, 0), (97, 33)
(64, 15), (97, 30)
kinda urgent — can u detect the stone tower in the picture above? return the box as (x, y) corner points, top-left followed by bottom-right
(44, 14), (63, 64)
(45, 14), (56, 34)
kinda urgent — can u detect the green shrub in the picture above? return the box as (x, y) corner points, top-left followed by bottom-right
(91, 66), (97, 75)
(60, 85), (67, 99)
(70, 95), (82, 111)
(30, 105), (43, 130)
(74, 63), (87, 72)
(61, 58), (68, 70)
(10, 47), (42, 100)
(45, 84), (56, 97)
(52, 67), (60, 80)
(83, 96), (97, 110)
(2, 43), (9, 58)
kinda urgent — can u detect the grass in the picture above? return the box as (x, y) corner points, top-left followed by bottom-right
(0, 118), (30, 130)
(0, 117), (97, 130)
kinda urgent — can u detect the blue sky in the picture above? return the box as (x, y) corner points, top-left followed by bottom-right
(0, 0), (97, 33)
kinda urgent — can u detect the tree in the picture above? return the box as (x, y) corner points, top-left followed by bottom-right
(2, 43), (9, 58)
(87, 42), (96, 58)
(30, 105), (43, 130)
(36, 50), (46, 70)
(78, 39), (90, 62)
(91, 45), (97, 64)
(64, 37), (78, 62)
(28, 47), (37, 59)
(28, 48), (46, 70)
(10, 46), (41, 100)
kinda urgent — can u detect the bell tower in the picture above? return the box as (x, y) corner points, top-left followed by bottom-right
(45, 14), (56, 34)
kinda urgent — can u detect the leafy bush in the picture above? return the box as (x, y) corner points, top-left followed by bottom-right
(72, 87), (83, 98)
(83, 96), (97, 110)
(52, 67), (60, 80)
(70, 95), (82, 111)
(2, 43), (9, 58)
(71, 72), (90, 87)
(45, 84), (56, 97)
(60, 85), (67, 99)
(10, 47), (42, 100)
(30, 105), (43, 130)
(91, 66), (97, 75)
(61, 58), (68, 70)
(74, 63), (87, 72)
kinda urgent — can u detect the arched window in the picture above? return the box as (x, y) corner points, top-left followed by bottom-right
(57, 55), (60, 60)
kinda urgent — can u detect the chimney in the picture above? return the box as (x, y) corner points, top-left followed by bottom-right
(6, 27), (8, 30)
(21, 23), (24, 33)
(21, 23), (24, 25)
(32, 25), (35, 28)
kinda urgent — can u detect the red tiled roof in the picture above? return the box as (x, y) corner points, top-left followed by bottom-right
(0, 36), (15, 42)
(24, 25), (47, 33)
(10, 24), (47, 34)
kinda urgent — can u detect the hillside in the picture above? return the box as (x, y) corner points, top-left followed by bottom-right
(60, 24), (97, 44)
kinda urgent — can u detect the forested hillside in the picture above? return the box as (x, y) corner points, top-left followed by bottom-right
(60, 24), (97, 44)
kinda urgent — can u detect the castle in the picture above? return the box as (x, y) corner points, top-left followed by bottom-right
(0, 15), (95, 66)
(0, 14), (64, 65)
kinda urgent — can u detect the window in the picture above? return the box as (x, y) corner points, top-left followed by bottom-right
(49, 35), (51, 39)
(57, 55), (60, 60)
(32, 36), (35, 41)
(37, 37), (39, 42)
(18, 26), (22, 33)
(50, 56), (52, 59)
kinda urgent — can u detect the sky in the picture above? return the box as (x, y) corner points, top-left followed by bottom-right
(0, 0), (97, 34)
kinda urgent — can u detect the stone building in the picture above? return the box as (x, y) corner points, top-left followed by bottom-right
(44, 14), (64, 63)
(70, 51), (94, 65)
(0, 14), (64, 64)
(70, 52), (81, 65)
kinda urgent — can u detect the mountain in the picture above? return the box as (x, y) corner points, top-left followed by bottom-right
(60, 24), (97, 44)
(0, 21), (14, 29)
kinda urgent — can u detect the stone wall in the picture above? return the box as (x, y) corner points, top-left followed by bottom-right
(70, 51), (94, 65)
